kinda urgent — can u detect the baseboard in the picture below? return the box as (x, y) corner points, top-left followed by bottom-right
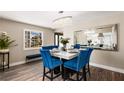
(9, 60), (124, 74)
(9, 58), (42, 67)
(10, 61), (26, 67)
(90, 62), (124, 74)
(26, 58), (41, 62)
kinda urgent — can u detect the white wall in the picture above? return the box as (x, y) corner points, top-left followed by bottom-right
(63, 13), (124, 69)
(0, 18), (54, 64)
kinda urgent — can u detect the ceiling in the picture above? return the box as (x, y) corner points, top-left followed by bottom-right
(0, 11), (122, 29)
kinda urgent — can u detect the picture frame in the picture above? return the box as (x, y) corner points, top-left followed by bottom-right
(24, 29), (43, 50)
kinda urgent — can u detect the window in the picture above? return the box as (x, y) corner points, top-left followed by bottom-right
(24, 29), (43, 50)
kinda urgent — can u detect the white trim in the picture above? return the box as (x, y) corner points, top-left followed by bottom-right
(26, 58), (42, 62)
(10, 61), (26, 67)
(9, 58), (42, 67)
(9, 60), (124, 74)
(23, 29), (44, 50)
(90, 62), (124, 74)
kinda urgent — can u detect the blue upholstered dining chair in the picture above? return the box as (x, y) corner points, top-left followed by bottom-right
(63, 50), (89, 81)
(86, 48), (93, 76)
(42, 45), (59, 50)
(41, 45), (60, 74)
(74, 44), (80, 49)
(40, 49), (62, 81)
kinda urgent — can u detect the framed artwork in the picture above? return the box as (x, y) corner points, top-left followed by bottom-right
(24, 29), (43, 50)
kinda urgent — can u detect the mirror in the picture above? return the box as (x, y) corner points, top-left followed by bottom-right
(74, 24), (118, 51)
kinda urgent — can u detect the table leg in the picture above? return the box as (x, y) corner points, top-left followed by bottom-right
(8, 53), (9, 69)
(83, 66), (87, 81)
(61, 59), (67, 80)
(61, 64), (64, 78)
(62, 64), (69, 80)
(3, 54), (5, 71)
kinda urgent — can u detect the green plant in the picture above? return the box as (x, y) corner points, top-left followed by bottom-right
(88, 40), (92, 46)
(60, 37), (70, 45)
(0, 32), (15, 49)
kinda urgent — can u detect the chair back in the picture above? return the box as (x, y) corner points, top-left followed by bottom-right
(86, 48), (93, 63)
(74, 44), (80, 49)
(40, 49), (53, 69)
(42, 45), (59, 50)
(77, 50), (89, 70)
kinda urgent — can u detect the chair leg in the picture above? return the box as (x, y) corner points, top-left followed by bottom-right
(61, 64), (64, 79)
(50, 70), (53, 81)
(88, 63), (91, 76)
(83, 66), (87, 81)
(76, 72), (79, 81)
(42, 66), (45, 81)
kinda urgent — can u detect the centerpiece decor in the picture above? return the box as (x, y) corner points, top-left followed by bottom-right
(88, 40), (92, 46)
(0, 32), (16, 53)
(60, 37), (70, 51)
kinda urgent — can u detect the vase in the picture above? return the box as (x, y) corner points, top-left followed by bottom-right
(0, 49), (9, 53)
(63, 44), (67, 51)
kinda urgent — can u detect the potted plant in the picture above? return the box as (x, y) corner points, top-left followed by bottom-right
(88, 40), (92, 46)
(0, 32), (16, 53)
(60, 37), (70, 51)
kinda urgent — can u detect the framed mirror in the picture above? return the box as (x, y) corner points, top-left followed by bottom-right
(74, 24), (118, 51)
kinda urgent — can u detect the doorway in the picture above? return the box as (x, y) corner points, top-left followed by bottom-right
(54, 32), (63, 46)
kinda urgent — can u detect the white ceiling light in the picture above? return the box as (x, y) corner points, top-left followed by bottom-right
(98, 33), (104, 37)
(52, 11), (72, 29)
(84, 29), (95, 35)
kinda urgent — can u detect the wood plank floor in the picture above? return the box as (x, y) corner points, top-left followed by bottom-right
(0, 61), (124, 81)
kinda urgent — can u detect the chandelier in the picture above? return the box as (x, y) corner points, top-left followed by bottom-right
(52, 11), (72, 29)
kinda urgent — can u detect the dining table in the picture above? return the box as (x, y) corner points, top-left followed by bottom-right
(51, 48), (86, 60)
(51, 48), (86, 79)
(52, 51), (78, 60)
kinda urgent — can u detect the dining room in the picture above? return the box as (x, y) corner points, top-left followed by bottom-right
(0, 11), (124, 81)
(1, 1), (124, 93)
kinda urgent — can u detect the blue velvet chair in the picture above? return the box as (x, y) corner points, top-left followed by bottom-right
(63, 50), (89, 81)
(74, 44), (80, 49)
(42, 45), (58, 50)
(42, 45), (60, 74)
(40, 49), (62, 81)
(86, 48), (93, 76)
